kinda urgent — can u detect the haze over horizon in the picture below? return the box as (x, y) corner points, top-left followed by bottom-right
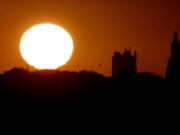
(0, 0), (180, 77)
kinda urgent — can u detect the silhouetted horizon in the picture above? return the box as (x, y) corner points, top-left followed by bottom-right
(1, 1), (180, 130)
(0, 66), (178, 105)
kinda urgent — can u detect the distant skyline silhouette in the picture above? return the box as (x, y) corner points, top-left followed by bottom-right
(0, 1), (179, 127)
(0, 31), (178, 79)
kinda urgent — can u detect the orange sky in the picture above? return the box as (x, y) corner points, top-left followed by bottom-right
(0, 0), (180, 77)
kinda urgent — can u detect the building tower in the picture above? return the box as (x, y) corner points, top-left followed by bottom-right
(166, 32), (180, 79)
(112, 49), (137, 76)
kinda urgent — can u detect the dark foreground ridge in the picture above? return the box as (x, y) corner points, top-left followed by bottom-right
(1, 68), (179, 130)
(0, 67), (178, 108)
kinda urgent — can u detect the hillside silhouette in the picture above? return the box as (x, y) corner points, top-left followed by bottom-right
(0, 67), (178, 110)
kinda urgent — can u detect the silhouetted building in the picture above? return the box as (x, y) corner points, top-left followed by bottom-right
(112, 49), (137, 76)
(167, 32), (180, 79)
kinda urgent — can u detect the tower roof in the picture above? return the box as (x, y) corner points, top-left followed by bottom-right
(173, 32), (179, 44)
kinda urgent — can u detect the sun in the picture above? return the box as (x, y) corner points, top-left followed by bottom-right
(20, 24), (73, 69)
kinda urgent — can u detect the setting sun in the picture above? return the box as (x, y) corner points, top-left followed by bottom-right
(20, 24), (73, 69)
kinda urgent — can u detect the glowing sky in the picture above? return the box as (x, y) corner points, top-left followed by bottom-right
(0, 0), (180, 77)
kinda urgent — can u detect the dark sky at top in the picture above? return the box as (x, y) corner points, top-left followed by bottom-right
(0, 0), (180, 77)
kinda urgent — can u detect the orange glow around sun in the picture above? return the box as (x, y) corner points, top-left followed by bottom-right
(20, 24), (73, 69)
